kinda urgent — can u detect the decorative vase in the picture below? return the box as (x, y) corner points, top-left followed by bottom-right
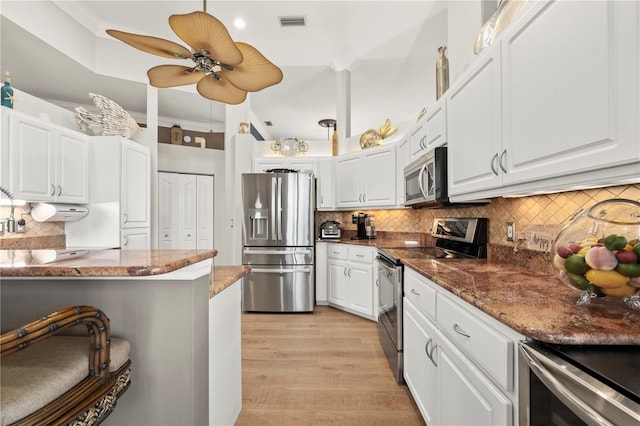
(332, 123), (339, 156)
(2, 71), (14, 108)
(436, 47), (449, 100)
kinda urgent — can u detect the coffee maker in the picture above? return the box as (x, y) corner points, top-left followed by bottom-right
(352, 212), (376, 239)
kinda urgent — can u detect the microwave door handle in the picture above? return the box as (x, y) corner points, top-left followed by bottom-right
(417, 164), (429, 199)
(519, 344), (623, 426)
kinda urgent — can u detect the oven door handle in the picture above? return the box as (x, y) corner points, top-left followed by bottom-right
(519, 342), (639, 426)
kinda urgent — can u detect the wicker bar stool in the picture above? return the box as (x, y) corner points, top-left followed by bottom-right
(0, 306), (131, 426)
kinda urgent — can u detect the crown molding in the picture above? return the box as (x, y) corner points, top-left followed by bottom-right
(51, 0), (102, 36)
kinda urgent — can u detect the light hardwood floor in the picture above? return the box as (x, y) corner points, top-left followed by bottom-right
(235, 306), (426, 426)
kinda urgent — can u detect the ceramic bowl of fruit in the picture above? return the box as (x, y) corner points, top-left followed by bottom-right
(552, 199), (640, 310)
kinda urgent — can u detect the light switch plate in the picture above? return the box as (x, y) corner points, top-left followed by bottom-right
(506, 222), (515, 242)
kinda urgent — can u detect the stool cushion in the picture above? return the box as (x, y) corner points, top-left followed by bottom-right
(0, 336), (130, 426)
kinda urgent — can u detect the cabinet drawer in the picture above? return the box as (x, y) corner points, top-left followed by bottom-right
(436, 293), (513, 391)
(327, 244), (348, 260)
(348, 246), (374, 263)
(404, 268), (437, 321)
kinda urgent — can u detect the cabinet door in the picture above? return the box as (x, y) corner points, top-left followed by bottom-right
(335, 154), (361, 207)
(403, 299), (438, 425)
(288, 159), (318, 174)
(436, 330), (512, 426)
(316, 158), (334, 210)
(424, 100), (447, 150)
(347, 262), (373, 317)
(9, 112), (55, 201)
(56, 129), (89, 203)
(328, 259), (348, 307)
(362, 146), (396, 206)
(121, 227), (150, 250)
(196, 175), (214, 250)
(397, 137), (410, 206)
(447, 48), (502, 198)
(501, 1), (640, 185)
(253, 159), (285, 172)
(178, 174), (197, 249)
(409, 120), (427, 159)
(121, 141), (150, 228)
(158, 172), (179, 249)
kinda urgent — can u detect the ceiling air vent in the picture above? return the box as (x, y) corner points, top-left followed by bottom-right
(279, 16), (306, 28)
(264, 121), (273, 126)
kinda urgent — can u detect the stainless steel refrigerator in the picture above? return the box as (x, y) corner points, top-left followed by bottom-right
(241, 171), (315, 312)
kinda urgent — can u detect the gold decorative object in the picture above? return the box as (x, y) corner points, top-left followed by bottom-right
(474, 0), (529, 55)
(271, 137), (308, 156)
(416, 107), (427, 122)
(359, 119), (398, 149)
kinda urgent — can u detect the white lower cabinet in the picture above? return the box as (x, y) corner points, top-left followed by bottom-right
(121, 227), (150, 250)
(323, 243), (377, 321)
(403, 268), (523, 426)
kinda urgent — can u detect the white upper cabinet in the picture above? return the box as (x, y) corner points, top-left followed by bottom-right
(5, 110), (89, 203)
(253, 157), (318, 174)
(316, 157), (335, 210)
(447, 0), (640, 201)
(409, 118), (427, 160)
(501, 1), (639, 186)
(447, 48), (503, 197)
(121, 140), (150, 228)
(424, 98), (447, 151)
(336, 144), (397, 209)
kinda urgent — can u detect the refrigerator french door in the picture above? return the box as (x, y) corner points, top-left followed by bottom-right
(241, 172), (315, 312)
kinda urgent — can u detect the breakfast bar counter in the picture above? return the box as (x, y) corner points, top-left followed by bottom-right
(0, 249), (222, 426)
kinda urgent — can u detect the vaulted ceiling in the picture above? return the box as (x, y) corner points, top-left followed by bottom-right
(1, 1), (448, 141)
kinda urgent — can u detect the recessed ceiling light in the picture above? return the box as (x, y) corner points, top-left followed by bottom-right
(233, 18), (246, 29)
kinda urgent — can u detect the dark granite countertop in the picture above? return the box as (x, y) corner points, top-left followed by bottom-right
(385, 248), (640, 346)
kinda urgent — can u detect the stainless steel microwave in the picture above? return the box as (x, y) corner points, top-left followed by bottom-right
(404, 147), (449, 208)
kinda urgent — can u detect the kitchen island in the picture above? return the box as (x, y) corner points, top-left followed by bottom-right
(0, 249), (248, 426)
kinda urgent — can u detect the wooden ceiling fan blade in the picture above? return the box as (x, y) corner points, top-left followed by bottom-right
(169, 11), (243, 66)
(106, 29), (191, 59)
(197, 74), (247, 105)
(225, 43), (283, 92)
(147, 65), (204, 88)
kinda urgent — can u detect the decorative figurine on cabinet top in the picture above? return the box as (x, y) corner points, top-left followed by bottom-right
(2, 71), (15, 108)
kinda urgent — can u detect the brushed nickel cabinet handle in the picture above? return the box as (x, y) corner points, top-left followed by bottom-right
(499, 149), (507, 173)
(490, 153), (499, 176)
(410, 288), (421, 296)
(453, 323), (471, 338)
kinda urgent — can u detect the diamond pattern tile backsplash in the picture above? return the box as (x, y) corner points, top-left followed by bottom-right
(3, 184), (639, 251)
(318, 183), (640, 252)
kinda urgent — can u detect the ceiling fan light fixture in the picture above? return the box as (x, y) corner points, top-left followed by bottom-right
(107, 8), (282, 105)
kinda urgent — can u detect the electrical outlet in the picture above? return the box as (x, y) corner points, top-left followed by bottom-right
(506, 222), (516, 242)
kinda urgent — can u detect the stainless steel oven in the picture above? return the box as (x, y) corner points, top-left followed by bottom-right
(376, 250), (404, 384)
(518, 341), (640, 425)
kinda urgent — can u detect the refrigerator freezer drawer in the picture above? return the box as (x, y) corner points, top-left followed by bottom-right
(242, 265), (315, 312)
(243, 247), (314, 265)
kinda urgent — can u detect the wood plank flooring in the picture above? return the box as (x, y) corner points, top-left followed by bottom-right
(235, 306), (426, 426)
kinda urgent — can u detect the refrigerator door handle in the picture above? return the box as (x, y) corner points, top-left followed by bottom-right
(251, 267), (313, 274)
(271, 176), (277, 241)
(277, 176), (283, 241)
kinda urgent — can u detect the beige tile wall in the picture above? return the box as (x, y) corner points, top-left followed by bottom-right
(318, 183), (640, 251)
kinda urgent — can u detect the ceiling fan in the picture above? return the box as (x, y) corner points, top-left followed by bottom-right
(106, 3), (283, 105)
